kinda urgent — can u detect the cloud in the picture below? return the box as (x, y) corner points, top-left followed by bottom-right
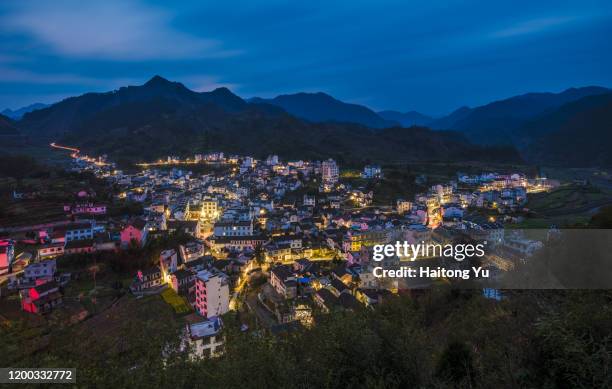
(1, 0), (239, 60)
(491, 16), (578, 38)
(0, 67), (98, 84)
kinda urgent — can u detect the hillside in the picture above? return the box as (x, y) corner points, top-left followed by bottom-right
(250, 92), (396, 129)
(377, 110), (433, 127)
(61, 102), (520, 166)
(2, 103), (49, 120)
(520, 93), (612, 167)
(0, 113), (19, 135)
(18, 76), (248, 139)
(430, 86), (611, 144)
(429, 106), (472, 130)
(13, 77), (520, 166)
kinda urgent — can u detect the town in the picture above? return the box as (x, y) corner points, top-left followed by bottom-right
(0, 143), (559, 360)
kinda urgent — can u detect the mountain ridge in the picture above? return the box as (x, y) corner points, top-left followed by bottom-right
(2, 103), (49, 120)
(249, 92), (397, 129)
(13, 76), (521, 166)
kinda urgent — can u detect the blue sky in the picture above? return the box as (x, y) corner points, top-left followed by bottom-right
(1, 0), (611, 115)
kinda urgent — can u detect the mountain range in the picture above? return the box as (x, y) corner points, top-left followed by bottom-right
(8, 75), (611, 167)
(2, 103), (49, 120)
(428, 86), (611, 142)
(0, 113), (19, 135)
(11, 76), (519, 166)
(377, 110), (433, 127)
(249, 92), (397, 129)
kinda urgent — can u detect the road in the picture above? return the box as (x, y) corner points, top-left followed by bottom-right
(50, 142), (80, 158)
(245, 292), (277, 328)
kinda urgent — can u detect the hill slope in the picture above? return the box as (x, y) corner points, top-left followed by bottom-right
(250, 92), (396, 128)
(520, 93), (612, 167)
(430, 86), (611, 144)
(0, 113), (19, 135)
(14, 77), (520, 166)
(2, 103), (49, 120)
(19, 75), (247, 139)
(377, 110), (433, 127)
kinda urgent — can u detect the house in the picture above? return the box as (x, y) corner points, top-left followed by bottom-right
(303, 194), (316, 207)
(64, 202), (107, 215)
(64, 239), (95, 255)
(52, 221), (95, 243)
(171, 269), (197, 296)
(269, 265), (297, 299)
(356, 288), (381, 308)
(167, 219), (201, 238)
(130, 267), (163, 292)
(313, 288), (339, 313)
(213, 220), (254, 237)
(209, 235), (267, 252)
(159, 249), (178, 282)
(195, 269), (230, 319)
(363, 164), (382, 179)
(179, 241), (206, 263)
(20, 280), (63, 314)
(94, 234), (118, 252)
(396, 199), (412, 214)
(24, 259), (56, 282)
(182, 316), (224, 359)
(330, 278), (350, 296)
(331, 264), (354, 285)
(0, 239), (15, 275)
(321, 159), (339, 184)
(37, 242), (65, 259)
(120, 218), (149, 248)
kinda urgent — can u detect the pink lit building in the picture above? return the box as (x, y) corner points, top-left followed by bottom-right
(120, 218), (149, 248)
(194, 269), (230, 319)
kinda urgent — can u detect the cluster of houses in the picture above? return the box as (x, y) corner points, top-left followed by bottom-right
(0, 149), (552, 358)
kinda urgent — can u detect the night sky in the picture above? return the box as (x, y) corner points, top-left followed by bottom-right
(1, 0), (611, 115)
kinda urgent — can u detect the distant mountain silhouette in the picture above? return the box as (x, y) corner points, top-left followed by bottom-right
(429, 86), (611, 145)
(518, 93), (612, 167)
(250, 92), (397, 128)
(19, 75), (247, 138)
(377, 110), (433, 127)
(428, 106), (473, 130)
(0, 113), (19, 135)
(2, 103), (49, 120)
(14, 76), (519, 166)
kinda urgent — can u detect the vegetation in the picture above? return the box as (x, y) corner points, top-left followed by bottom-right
(511, 184), (612, 228)
(2, 288), (611, 388)
(161, 288), (192, 314)
(590, 205), (612, 228)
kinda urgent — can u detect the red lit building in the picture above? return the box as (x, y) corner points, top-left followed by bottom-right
(20, 280), (63, 314)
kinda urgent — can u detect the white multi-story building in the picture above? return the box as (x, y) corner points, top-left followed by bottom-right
(195, 270), (230, 319)
(213, 220), (254, 237)
(182, 317), (224, 359)
(321, 159), (339, 184)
